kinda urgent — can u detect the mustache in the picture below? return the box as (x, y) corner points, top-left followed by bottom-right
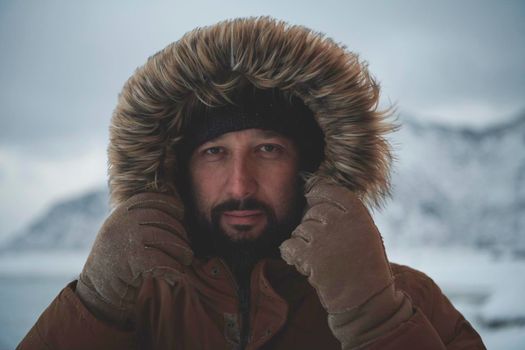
(211, 198), (273, 215)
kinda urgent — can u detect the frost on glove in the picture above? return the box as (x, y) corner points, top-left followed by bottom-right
(76, 192), (194, 328)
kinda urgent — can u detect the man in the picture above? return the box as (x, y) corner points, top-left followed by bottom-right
(18, 17), (485, 349)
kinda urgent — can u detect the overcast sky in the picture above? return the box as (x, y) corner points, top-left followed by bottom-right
(1, 0), (524, 237)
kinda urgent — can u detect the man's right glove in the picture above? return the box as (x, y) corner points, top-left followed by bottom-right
(76, 192), (194, 328)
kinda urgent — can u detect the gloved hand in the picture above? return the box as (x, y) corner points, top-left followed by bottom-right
(280, 180), (412, 349)
(76, 192), (194, 329)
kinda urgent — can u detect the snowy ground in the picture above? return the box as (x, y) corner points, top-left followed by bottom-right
(0, 246), (524, 349)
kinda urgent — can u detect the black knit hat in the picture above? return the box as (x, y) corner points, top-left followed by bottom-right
(180, 85), (325, 173)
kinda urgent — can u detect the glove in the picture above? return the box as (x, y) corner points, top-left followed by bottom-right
(76, 192), (194, 329)
(280, 180), (412, 349)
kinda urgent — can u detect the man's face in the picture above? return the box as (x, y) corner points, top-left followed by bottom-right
(188, 128), (301, 243)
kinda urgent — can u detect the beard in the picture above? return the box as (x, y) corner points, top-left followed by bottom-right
(184, 190), (305, 285)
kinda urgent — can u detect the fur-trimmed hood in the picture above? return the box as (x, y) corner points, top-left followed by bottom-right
(108, 17), (395, 210)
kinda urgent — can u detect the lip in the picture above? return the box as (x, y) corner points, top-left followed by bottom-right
(222, 210), (264, 225)
(223, 210), (263, 217)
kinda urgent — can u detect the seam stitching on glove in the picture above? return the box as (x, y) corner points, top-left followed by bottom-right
(306, 194), (348, 213)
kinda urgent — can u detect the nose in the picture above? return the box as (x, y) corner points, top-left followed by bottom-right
(226, 154), (257, 199)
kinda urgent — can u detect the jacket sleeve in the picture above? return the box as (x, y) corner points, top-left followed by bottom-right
(17, 281), (138, 350)
(361, 264), (486, 350)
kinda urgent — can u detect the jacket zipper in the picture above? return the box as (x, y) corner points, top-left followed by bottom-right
(218, 259), (251, 350)
(238, 283), (251, 349)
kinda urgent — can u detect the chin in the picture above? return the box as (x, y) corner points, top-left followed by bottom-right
(225, 225), (265, 241)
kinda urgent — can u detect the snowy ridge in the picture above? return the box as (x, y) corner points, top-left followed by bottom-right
(376, 111), (525, 255)
(1, 189), (109, 252)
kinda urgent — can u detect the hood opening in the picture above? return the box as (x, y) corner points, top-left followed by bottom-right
(108, 17), (396, 211)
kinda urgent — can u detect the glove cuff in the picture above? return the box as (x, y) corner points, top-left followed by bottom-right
(328, 284), (413, 349)
(76, 275), (132, 329)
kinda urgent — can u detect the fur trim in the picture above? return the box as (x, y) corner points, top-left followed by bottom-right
(108, 16), (396, 209)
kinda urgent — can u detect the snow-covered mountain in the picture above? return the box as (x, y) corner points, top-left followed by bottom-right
(1, 189), (109, 252)
(2, 112), (524, 254)
(375, 112), (525, 255)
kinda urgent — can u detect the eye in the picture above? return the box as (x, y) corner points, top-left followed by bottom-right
(198, 146), (226, 161)
(260, 144), (279, 152)
(257, 144), (284, 158)
(204, 146), (223, 155)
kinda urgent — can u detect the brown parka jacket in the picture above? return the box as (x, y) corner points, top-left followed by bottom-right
(18, 17), (485, 349)
(19, 261), (483, 349)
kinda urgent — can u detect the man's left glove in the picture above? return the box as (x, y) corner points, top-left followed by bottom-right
(76, 192), (194, 329)
(280, 181), (412, 349)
